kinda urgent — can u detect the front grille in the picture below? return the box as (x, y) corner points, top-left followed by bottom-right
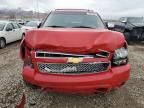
(38, 62), (110, 74)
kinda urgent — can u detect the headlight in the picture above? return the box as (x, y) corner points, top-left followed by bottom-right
(112, 47), (128, 66)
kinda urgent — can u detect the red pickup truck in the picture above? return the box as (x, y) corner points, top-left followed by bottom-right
(20, 9), (130, 94)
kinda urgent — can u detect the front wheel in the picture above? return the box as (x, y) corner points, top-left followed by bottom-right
(0, 38), (6, 49)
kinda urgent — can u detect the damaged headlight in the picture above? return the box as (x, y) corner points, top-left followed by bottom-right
(112, 47), (128, 66)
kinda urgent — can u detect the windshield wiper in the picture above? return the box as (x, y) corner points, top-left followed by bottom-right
(72, 26), (96, 29)
(47, 25), (66, 28)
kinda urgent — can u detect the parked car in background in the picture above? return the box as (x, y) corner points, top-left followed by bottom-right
(22, 21), (40, 32)
(0, 21), (24, 48)
(9, 19), (25, 25)
(107, 17), (144, 43)
(20, 9), (130, 94)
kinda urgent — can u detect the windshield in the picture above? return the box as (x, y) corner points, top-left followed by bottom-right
(0, 22), (5, 31)
(43, 12), (105, 29)
(25, 21), (38, 27)
(128, 17), (144, 23)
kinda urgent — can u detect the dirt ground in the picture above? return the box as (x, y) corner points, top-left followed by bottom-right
(0, 41), (144, 108)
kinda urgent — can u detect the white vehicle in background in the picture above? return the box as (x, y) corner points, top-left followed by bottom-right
(9, 19), (25, 25)
(0, 21), (24, 48)
(22, 21), (40, 32)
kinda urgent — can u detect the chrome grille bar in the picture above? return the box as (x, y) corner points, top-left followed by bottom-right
(35, 51), (110, 58)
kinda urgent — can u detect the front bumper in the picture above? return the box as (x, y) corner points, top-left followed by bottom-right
(22, 64), (130, 94)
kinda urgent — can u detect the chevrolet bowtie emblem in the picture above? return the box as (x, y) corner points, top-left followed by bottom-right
(68, 57), (83, 64)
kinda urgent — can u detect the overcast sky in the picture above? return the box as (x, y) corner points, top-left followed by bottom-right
(0, 0), (144, 19)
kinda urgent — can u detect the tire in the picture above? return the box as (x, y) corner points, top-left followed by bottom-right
(124, 32), (131, 44)
(0, 38), (6, 49)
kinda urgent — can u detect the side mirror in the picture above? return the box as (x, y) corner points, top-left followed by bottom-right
(121, 20), (127, 24)
(106, 22), (115, 29)
(121, 20), (126, 23)
(6, 28), (13, 31)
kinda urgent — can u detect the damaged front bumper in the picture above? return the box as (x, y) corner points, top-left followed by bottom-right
(23, 64), (130, 94)
(22, 50), (130, 94)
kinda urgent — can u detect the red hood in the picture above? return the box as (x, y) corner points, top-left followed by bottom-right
(25, 28), (125, 54)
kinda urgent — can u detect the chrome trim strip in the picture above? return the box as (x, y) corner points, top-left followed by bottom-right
(98, 49), (111, 58)
(95, 54), (107, 58)
(36, 51), (93, 57)
(98, 49), (110, 53)
(38, 61), (110, 64)
(35, 51), (110, 59)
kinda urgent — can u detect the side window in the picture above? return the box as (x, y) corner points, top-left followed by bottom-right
(12, 23), (19, 29)
(6, 23), (13, 31)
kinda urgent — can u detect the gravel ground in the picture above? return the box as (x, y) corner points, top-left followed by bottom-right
(0, 41), (144, 108)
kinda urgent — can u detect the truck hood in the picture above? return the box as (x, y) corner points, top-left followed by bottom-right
(25, 28), (125, 54)
(127, 22), (144, 28)
(132, 23), (144, 27)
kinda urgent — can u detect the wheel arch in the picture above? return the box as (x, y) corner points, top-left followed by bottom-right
(0, 37), (6, 44)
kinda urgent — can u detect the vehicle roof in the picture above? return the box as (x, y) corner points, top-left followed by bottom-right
(0, 20), (17, 24)
(0, 20), (10, 23)
(54, 9), (94, 13)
